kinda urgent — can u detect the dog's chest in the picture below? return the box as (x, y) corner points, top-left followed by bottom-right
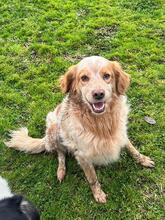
(60, 115), (128, 165)
(59, 95), (129, 165)
(75, 120), (128, 165)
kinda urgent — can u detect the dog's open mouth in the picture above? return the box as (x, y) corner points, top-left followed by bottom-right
(91, 102), (105, 113)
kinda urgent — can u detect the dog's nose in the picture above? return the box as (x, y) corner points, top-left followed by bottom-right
(92, 90), (105, 100)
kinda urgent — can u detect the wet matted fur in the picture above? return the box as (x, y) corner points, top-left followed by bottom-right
(5, 56), (155, 203)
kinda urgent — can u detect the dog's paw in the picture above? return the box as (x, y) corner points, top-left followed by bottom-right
(93, 189), (107, 203)
(138, 154), (155, 168)
(57, 167), (66, 183)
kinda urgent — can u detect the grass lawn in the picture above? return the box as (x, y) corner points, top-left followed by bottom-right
(0, 0), (165, 219)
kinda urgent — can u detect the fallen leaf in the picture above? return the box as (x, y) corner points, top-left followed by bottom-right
(144, 116), (156, 125)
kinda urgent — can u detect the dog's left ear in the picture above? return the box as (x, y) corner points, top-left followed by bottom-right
(60, 65), (77, 94)
(112, 61), (130, 95)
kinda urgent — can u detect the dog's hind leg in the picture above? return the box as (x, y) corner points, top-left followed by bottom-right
(126, 140), (155, 168)
(57, 150), (66, 182)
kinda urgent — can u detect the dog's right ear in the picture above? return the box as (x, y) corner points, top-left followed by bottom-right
(60, 65), (77, 94)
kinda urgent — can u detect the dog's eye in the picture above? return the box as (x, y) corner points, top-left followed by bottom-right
(81, 75), (89, 82)
(103, 73), (110, 81)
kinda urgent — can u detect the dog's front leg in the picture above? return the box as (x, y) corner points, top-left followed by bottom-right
(57, 150), (66, 182)
(75, 155), (107, 203)
(126, 140), (155, 168)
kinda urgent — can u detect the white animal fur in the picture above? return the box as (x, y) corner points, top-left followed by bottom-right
(0, 176), (13, 200)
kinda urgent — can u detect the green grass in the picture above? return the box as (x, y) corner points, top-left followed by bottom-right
(0, 0), (165, 219)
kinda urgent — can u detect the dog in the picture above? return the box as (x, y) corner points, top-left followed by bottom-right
(0, 176), (40, 220)
(5, 56), (155, 203)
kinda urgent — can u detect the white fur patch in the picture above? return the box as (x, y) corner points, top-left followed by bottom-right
(0, 176), (13, 200)
(46, 111), (57, 128)
(78, 56), (109, 72)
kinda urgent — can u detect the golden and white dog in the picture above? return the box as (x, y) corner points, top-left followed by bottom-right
(6, 56), (155, 203)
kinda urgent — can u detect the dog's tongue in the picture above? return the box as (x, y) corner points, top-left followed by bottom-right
(92, 102), (105, 112)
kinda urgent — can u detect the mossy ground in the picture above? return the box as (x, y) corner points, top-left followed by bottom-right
(0, 0), (164, 219)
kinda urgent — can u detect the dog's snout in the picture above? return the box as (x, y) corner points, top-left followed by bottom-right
(92, 89), (105, 100)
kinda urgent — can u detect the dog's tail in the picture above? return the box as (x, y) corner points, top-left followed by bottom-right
(5, 128), (45, 154)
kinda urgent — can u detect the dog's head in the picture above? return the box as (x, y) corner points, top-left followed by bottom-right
(0, 176), (40, 220)
(60, 56), (130, 115)
(0, 195), (40, 220)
